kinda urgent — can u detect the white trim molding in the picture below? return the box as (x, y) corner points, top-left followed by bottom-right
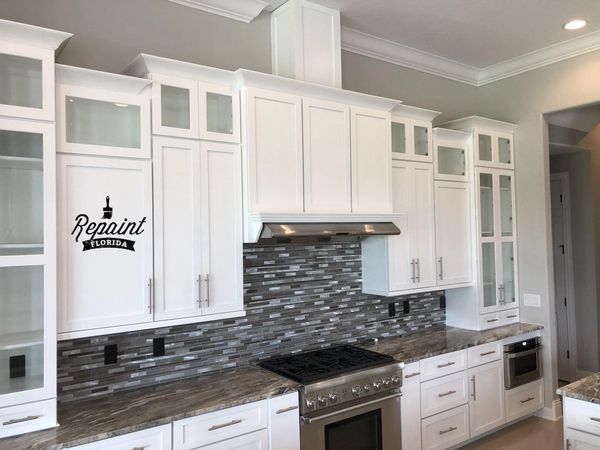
(167, 0), (268, 23)
(535, 398), (563, 421)
(341, 26), (600, 87)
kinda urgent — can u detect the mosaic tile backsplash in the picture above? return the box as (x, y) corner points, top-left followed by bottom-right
(57, 239), (445, 402)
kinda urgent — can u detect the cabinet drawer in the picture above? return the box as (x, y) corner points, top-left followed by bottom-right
(565, 396), (600, 437)
(173, 400), (267, 449)
(0, 399), (56, 439)
(501, 308), (520, 324)
(403, 362), (421, 386)
(421, 404), (469, 450)
(565, 427), (600, 449)
(468, 341), (502, 367)
(479, 312), (502, 329)
(199, 429), (268, 450)
(505, 378), (544, 422)
(268, 392), (300, 450)
(69, 424), (172, 450)
(421, 371), (468, 418)
(420, 350), (467, 381)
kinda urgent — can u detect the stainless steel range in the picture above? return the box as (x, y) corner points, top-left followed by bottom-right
(260, 345), (403, 450)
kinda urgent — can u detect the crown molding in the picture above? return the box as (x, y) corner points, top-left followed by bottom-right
(167, 0), (268, 23)
(341, 26), (600, 87)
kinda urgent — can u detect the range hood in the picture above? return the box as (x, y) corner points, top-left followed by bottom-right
(257, 222), (400, 242)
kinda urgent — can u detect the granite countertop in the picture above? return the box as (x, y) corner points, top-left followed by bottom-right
(359, 322), (543, 363)
(0, 366), (300, 450)
(557, 373), (600, 404)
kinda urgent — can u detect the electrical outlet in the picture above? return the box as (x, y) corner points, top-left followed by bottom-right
(104, 344), (117, 365)
(153, 337), (165, 357)
(388, 302), (396, 317)
(403, 300), (410, 314)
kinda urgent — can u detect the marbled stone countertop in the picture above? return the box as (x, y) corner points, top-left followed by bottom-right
(0, 366), (300, 450)
(359, 322), (543, 363)
(557, 373), (600, 404)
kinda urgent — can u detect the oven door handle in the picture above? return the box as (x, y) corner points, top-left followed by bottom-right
(504, 347), (541, 359)
(301, 393), (401, 424)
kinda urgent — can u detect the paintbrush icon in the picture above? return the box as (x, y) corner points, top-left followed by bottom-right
(102, 196), (113, 219)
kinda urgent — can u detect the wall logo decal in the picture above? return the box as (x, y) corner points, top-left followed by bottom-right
(71, 195), (146, 252)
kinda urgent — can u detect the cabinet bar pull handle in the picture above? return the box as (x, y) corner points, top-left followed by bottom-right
(438, 390), (457, 398)
(405, 372), (420, 379)
(437, 361), (456, 368)
(3, 415), (41, 426)
(589, 417), (600, 423)
(471, 376), (476, 401)
(439, 426), (457, 435)
(506, 315), (518, 319)
(205, 274), (211, 307)
(438, 257), (443, 280)
(520, 397), (535, 404)
(480, 350), (495, 356)
(415, 258), (421, 282)
(197, 274), (202, 308)
(147, 278), (153, 314)
(276, 405), (299, 414)
(208, 419), (242, 431)
(132, 447), (150, 450)
(410, 259), (416, 283)
(487, 318), (499, 323)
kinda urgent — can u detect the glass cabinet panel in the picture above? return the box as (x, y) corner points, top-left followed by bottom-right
(0, 265), (44, 396)
(0, 53), (42, 110)
(414, 125), (429, 156)
(161, 84), (190, 129)
(206, 92), (233, 135)
(482, 243), (496, 308)
(499, 174), (513, 236)
(437, 146), (465, 176)
(478, 133), (492, 162)
(498, 137), (512, 164)
(502, 242), (516, 305)
(391, 122), (406, 155)
(66, 96), (141, 149)
(0, 129), (44, 256)
(479, 173), (494, 237)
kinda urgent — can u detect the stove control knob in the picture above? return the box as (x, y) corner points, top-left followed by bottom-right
(383, 378), (392, 388)
(352, 386), (362, 397)
(391, 376), (401, 387)
(363, 384), (371, 393)
(317, 395), (328, 407)
(329, 393), (339, 404)
(372, 380), (382, 391)
(306, 398), (316, 410)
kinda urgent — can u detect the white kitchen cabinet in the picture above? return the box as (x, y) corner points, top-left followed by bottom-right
(151, 74), (200, 139)
(0, 20), (71, 121)
(268, 392), (300, 450)
(57, 155), (154, 337)
(390, 105), (440, 163)
(434, 181), (471, 286)
(68, 424), (172, 450)
(433, 127), (469, 182)
(468, 360), (505, 437)
(199, 81), (240, 143)
(56, 65), (152, 158)
(564, 397), (600, 449)
(565, 428), (600, 450)
(350, 106), (392, 214)
(420, 372), (469, 418)
(199, 430), (268, 450)
(505, 378), (544, 422)
(421, 404), (470, 450)
(242, 87), (304, 214)
(401, 362), (422, 450)
(475, 130), (514, 169)
(302, 98), (351, 213)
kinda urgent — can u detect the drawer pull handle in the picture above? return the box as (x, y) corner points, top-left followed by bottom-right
(589, 417), (600, 423)
(405, 372), (420, 379)
(506, 315), (518, 319)
(438, 390), (457, 398)
(480, 350), (496, 356)
(437, 362), (456, 368)
(276, 405), (299, 414)
(487, 318), (499, 323)
(208, 419), (243, 431)
(439, 426), (458, 435)
(2, 415), (41, 426)
(132, 447), (150, 450)
(520, 397), (535, 404)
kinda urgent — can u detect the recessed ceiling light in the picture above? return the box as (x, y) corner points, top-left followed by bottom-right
(564, 19), (587, 30)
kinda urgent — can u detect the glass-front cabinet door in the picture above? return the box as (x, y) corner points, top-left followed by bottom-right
(474, 129), (514, 169)
(152, 74), (199, 139)
(0, 118), (55, 409)
(198, 82), (240, 143)
(391, 118), (433, 162)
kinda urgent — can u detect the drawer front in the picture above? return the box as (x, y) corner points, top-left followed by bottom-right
(200, 429), (268, 450)
(403, 362), (421, 386)
(468, 341), (502, 367)
(268, 392), (300, 450)
(565, 397), (600, 437)
(501, 308), (520, 324)
(421, 371), (468, 418)
(505, 378), (544, 422)
(479, 312), (501, 329)
(565, 427), (600, 449)
(421, 404), (470, 450)
(0, 399), (57, 439)
(420, 350), (467, 381)
(173, 400), (267, 449)
(69, 424), (172, 450)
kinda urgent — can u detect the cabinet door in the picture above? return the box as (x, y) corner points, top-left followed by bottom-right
(350, 106), (392, 213)
(477, 169), (499, 311)
(497, 133), (514, 169)
(434, 141), (467, 182)
(153, 137), (202, 322)
(0, 42), (55, 121)
(468, 360), (505, 437)
(474, 129), (514, 169)
(302, 98), (351, 213)
(152, 74), (199, 139)
(412, 162), (436, 288)
(401, 362), (421, 450)
(268, 392), (300, 450)
(199, 82), (240, 143)
(412, 120), (433, 163)
(199, 430), (268, 450)
(199, 141), (243, 316)
(57, 155), (153, 334)
(565, 429), (600, 450)
(243, 87), (303, 213)
(435, 181), (471, 286)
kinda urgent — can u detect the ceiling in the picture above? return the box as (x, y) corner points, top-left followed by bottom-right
(267, 0), (600, 69)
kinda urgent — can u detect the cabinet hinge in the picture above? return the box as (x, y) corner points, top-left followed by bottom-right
(564, 298), (567, 307)
(567, 350), (570, 359)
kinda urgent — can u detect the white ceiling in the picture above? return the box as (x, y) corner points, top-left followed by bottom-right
(268, 0), (600, 68)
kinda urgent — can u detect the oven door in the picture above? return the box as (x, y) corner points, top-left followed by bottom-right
(300, 393), (401, 450)
(504, 347), (542, 389)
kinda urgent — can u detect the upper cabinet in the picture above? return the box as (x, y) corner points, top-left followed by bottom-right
(56, 65), (152, 158)
(390, 104), (440, 163)
(0, 20), (71, 121)
(124, 54), (240, 143)
(433, 128), (470, 182)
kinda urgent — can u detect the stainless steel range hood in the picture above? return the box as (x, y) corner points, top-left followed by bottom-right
(258, 222), (400, 242)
